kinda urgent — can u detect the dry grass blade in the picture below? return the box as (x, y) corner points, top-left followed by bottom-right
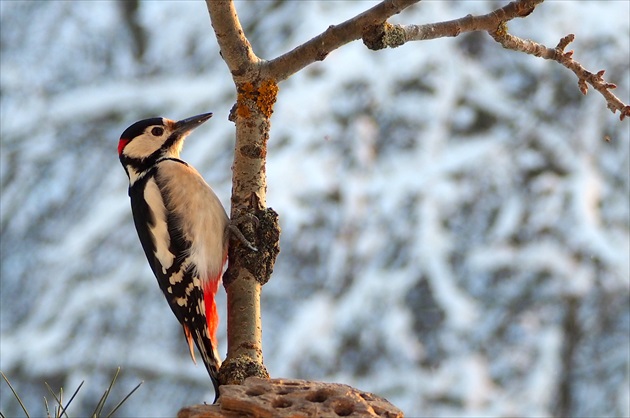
(105, 380), (143, 418)
(1, 368), (141, 417)
(91, 367), (120, 418)
(56, 380), (85, 418)
(44, 382), (66, 418)
(44, 396), (51, 418)
(1, 370), (30, 418)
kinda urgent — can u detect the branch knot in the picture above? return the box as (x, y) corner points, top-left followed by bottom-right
(363, 22), (407, 50)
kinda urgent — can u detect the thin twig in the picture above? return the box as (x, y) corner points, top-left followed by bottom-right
(491, 27), (630, 120)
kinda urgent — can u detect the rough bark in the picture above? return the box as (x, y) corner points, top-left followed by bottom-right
(178, 378), (404, 418)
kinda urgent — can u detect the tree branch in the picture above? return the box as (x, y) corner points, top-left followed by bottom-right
(382, 0), (543, 43)
(205, 0), (260, 81)
(360, 0), (628, 120)
(490, 28), (630, 120)
(264, 0), (420, 81)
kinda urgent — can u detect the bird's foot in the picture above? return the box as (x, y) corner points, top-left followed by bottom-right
(228, 219), (258, 252)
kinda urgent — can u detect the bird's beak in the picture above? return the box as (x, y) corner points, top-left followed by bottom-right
(174, 112), (213, 134)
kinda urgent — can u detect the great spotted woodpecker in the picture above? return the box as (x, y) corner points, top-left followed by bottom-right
(118, 113), (227, 400)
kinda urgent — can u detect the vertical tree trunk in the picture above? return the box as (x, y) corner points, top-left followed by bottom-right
(219, 80), (280, 384)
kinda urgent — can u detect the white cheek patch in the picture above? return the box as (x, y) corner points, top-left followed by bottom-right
(124, 135), (163, 159)
(144, 179), (175, 272)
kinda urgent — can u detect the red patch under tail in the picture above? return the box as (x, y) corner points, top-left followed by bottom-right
(204, 276), (220, 347)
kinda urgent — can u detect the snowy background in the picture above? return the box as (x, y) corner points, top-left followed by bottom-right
(1, 1), (629, 417)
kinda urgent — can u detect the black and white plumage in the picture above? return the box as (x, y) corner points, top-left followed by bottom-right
(118, 113), (228, 400)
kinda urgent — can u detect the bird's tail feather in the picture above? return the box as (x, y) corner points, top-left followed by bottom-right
(193, 327), (221, 402)
(182, 279), (222, 403)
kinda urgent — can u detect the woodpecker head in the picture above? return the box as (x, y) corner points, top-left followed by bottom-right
(118, 112), (213, 181)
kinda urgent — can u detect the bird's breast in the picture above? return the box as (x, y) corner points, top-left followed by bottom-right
(154, 161), (229, 282)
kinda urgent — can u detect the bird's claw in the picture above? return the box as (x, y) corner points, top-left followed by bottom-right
(228, 223), (258, 252)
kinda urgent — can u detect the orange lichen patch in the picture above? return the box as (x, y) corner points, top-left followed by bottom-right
(239, 82), (256, 100)
(235, 80), (278, 120)
(236, 82), (256, 119)
(256, 79), (278, 118)
(236, 102), (251, 119)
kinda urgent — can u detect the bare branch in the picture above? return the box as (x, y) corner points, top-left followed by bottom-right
(358, 0), (628, 120)
(265, 0), (420, 81)
(205, 0), (261, 81)
(491, 27), (630, 120)
(363, 0), (543, 47)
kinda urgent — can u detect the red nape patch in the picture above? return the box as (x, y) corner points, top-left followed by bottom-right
(118, 139), (130, 155)
(204, 278), (220, 346)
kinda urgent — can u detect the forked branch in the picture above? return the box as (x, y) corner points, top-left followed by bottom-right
(205, 0), (628, 396)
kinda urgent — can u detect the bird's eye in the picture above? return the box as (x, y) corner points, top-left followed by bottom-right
(151, 127), (164, 136)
